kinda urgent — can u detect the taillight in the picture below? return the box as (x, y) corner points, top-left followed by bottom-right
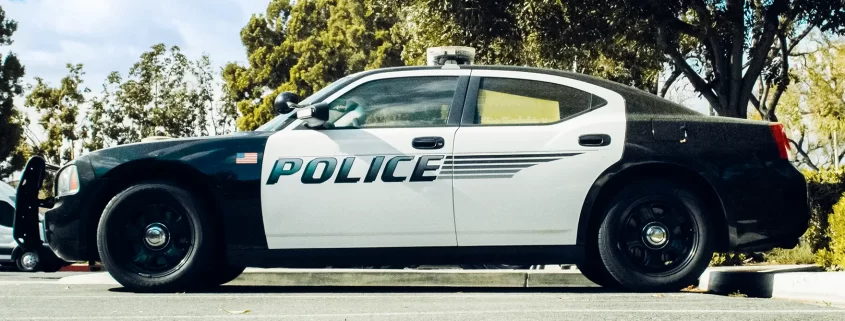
(769, 123), (790, 159)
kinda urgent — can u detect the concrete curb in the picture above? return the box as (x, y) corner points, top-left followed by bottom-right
(699, 265), (845, 303)
(230, 268), (595, 288)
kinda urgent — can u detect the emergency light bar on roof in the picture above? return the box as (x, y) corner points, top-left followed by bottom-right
(426, 46), (476, 66)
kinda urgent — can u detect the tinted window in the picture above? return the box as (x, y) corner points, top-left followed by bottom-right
(474, 78), (601, 125)
(0, 202), (12, 228)
(328, 77), (458, 128)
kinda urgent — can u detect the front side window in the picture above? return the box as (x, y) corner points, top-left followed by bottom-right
(327, 76), (458, 128)
(473, 77), (605, 125)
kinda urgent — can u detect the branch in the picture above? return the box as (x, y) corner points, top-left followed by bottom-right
(789, 138), (819, 171)
(660, 67), (683, 98)
(788, 25), (814, 54)
(766, 31), (791, 121)
(738, 0), (786, 117)
(658, 28), (722, 111)
(664, 17), (705, 38)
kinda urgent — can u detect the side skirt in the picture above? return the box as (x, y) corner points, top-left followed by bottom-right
(227, 245), (584, 268)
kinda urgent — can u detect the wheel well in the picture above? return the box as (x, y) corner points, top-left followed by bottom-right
(583, 163), (730, 252)
(85, 160), (223, 261)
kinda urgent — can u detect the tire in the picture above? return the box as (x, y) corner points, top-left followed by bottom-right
(212, 265), (245, 286)
(16, 249), (41, 272)
(577, 243), (619, 288)
(97, 183), (215, 292)
(597, 179), (714, 292)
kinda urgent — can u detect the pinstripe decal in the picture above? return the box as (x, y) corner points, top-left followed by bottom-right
(441, 153), (582, 179)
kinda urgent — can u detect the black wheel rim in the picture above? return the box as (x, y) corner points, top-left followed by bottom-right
(616, 197), (698, 275)
(115, 204), (194, 277)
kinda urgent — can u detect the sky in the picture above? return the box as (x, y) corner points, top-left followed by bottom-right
(4, 0), (270, 141)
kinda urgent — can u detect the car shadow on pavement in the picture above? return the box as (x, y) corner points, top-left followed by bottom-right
(109, 285), (632, 294)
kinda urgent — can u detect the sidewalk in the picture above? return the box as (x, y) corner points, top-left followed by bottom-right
(53, 264), (845, 305)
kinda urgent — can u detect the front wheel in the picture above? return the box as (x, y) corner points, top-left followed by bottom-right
(97, 183), (215, 292)
(597, 179), (714, 292)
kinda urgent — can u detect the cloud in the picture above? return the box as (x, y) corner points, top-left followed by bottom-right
(5, 0), (267, 87)
(4, 0), (269, 140)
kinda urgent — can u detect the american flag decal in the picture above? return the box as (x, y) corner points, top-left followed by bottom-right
(236, 152), (258, 164)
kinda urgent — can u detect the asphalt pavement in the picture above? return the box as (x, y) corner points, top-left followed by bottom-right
(0, 271), (843, 321)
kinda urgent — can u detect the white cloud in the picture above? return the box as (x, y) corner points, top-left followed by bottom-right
(3, 0), (270, 140)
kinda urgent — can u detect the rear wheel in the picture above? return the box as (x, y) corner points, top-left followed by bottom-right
(97, 183), (215, 292)
(16, 250), (40, 272)
(597, 179), (714, 292)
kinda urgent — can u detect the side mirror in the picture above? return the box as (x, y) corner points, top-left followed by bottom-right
(274, 91), (300, 114)
(296, 102), (330, 128)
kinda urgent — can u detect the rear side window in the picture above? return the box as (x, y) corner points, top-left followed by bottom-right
(473, 77), (604, 125)
(0, 202), (13, 228)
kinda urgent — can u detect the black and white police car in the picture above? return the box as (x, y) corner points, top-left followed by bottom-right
(12, 47), (809, 292)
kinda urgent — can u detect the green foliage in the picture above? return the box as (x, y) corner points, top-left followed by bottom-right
(781, 37), (845, 170)
(764, 239), (816, 265)
(24, 63), (86, 166)
(80, 44), (236, 151)
(710, 252), (749, 266)
(397, 0), (664, 92)
(0, 6), (26, 179)
(816, 195), (845, 270)
(224, 0), (404, 131)
(802, 168), (845, 251)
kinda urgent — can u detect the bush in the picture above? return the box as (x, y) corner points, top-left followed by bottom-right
(803, 168), (845, 251)
(815, 195), (845, 270)
(764, 239), (816, 265)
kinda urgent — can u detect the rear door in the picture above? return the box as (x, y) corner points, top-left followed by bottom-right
(451, 70), (626, 246)
(261, 69), (470, 249)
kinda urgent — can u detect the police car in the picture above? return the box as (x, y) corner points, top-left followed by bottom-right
(12, 47), (809, 292)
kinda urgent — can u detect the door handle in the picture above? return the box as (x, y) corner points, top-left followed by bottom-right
(412, 136), (445, 150)
(579, 134), (611, 147)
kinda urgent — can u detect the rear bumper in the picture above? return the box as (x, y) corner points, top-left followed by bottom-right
(727, 160), (809, 252)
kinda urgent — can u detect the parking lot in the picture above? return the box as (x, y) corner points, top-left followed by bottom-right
(0, 271), (842, 321)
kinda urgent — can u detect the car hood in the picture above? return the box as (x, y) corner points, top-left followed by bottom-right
(80, 131), (275, 179)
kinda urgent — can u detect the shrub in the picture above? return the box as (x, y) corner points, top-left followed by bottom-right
(816, 195), (845, 270)
(764, 239), (816, 265)
(802, 168), (845, 251)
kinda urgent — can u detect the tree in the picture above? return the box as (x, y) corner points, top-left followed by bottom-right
(81, 44), (235, 150)
(780, 35), (845, 170)
(24, 63), (86, 165)
(0, 6), (26, 179)
(396, 0), (665, 92)
(620, 0), (845, 120)
(224, 0), (404, 131)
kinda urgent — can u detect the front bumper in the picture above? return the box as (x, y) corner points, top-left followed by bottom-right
(14, 156), (101, 262)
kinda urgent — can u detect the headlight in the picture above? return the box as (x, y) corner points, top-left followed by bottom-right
(56, 165), (80, 197)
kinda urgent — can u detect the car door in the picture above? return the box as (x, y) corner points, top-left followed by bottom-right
(0, 199), (15, 262)
(261, 69), (470, 249)
(451, 69), (626, 246)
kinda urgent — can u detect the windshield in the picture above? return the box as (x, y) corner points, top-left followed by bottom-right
(255, 76), (354, 131)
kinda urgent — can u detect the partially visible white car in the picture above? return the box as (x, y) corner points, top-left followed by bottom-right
(0, 181), (65, 272)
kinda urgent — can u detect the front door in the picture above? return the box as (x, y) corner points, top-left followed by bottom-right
(261, 70), (470, 249)
(451, 70), (627, 246)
